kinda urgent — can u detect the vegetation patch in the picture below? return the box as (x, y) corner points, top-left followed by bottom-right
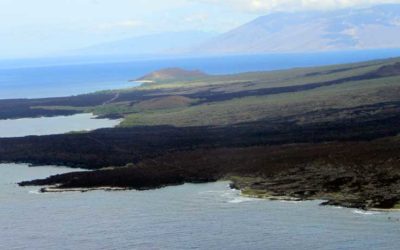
(134, 96), (197, 111)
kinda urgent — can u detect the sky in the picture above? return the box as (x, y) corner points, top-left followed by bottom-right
(1, 0), (400, 59)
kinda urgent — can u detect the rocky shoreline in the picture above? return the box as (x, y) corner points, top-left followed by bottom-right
(24, 180), (400, 212)
(228, 164), (400, 210)
(19, 136), (400, 210)
(5, 58), (400, 211)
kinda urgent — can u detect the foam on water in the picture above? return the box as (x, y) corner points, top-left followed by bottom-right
(227, 197), (261, 204)
(278, 200), (303, 204)
(352, 210), (381, 215)
(28, 190), (41, 195)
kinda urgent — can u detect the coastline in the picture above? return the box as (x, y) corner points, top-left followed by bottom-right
(39, 185), (130, 193)
(3, 57), (400, 213)
(15, 138), (400, 210)
(238, 189), (400, 212)
(28, 179), (400, 212)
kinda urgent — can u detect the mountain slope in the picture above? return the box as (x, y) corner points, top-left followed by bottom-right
(75, 31), (217, 56)
(191, 4), (400, 55)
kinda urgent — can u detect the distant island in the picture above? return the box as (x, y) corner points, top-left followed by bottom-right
(2, 57), (400, 210)
(135, 67), (208, 83)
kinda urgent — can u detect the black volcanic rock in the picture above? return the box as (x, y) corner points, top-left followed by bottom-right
(18, 137), (400, 210)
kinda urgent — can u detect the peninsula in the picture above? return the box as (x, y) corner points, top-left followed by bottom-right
(2, 58), (400, 210)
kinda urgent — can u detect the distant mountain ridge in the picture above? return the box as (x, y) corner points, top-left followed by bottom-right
(73, 4), (400, 57)
(189, 4), (400, 55)
(75, 31), (217, 56)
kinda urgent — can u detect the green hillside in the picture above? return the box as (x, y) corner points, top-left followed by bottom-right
(27, 57), (400, 128)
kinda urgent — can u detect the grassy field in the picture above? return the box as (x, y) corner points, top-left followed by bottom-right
(121, 76), (400, 127)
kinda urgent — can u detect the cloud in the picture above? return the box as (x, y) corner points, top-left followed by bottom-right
(184, 12), (209, 23)
(193, 0), (400, 13)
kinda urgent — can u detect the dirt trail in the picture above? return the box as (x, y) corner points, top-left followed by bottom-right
(102, 92), (120, 105)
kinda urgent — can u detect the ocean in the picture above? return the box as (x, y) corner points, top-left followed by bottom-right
(1, 163), (400, 250)
(1, 49), (400, 99)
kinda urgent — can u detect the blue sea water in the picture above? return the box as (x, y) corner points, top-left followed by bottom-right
(1, 164), (400, 250)
(1, 49), (400, 99)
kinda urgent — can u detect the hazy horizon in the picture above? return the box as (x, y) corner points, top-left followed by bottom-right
(2, 0), (400, 59)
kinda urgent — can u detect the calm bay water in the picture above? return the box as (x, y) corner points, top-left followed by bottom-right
(0, 113), (120, 138)
(2, 49), (400, 99)
(0, 164), (400, 250)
